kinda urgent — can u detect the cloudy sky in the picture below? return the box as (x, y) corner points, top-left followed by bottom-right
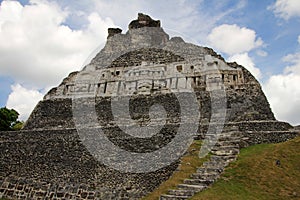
(0, 0), (300, 125)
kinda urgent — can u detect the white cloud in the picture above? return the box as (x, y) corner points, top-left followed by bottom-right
(283, 53), (300, 74)
(208, 24), (264, 81)
(256, 50), (268, 57)
(6, 84), (44, 121)
(263, 74), (300, 125)
(0, 0), (23, 26)
(228, 53), (262, 80)
(269, 0), (300, 20)
(0, 0), (115, 88)
(263, 50), (300, 125)
(207, 24), (263, 55)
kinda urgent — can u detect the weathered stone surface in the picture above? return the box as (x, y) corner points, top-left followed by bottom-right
(108, 28), (122, 38)
(24, 98), (74, 130)
(109, 48), (185, 68)
(0, 129), (178, 199)
(128, 13), (160, 30)
(170, 37), (185, 43)
(294, 125), (300, 130)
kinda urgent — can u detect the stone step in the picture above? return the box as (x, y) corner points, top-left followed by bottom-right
(200, 162), (223, 167)
(213, 144), (240, 149)
(205, 132), (241, 137)
(167, 189), (194, 197)
(191, 172), (219, 180)
(160, 132), (242, 200)
(203, 160), (227, 166)
(214, 140), (241, 147)
(177, 184), (206, 192)
(211, 149), (240, 156)
(219, 136), (241, 141)
(204, 134), (240, 139)
(183, 179), (214, 185)
(160, 194), (190, 200)
(244, 130), (298, 134)
(210, 155), (237, 162)
(212, 145), (240, 150)
(200, 146), (239, 154)
(204, 136), (241, 142)
(196, 165), (224, 173)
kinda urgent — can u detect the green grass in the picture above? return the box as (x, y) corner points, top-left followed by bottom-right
(142, 140), (210, 200)
(191, 136), (300, 200)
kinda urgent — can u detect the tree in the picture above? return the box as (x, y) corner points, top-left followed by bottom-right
(0, 107), (23, 131)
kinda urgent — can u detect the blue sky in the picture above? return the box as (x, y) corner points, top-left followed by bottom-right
(0, 0), (300, 125)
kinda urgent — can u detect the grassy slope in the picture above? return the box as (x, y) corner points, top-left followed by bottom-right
(192, 136), (300, 200)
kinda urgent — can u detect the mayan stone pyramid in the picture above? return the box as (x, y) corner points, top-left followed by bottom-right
(0, 13), (298, 200)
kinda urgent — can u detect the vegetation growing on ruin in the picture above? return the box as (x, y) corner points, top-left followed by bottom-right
(143, 140), (209, 200)
(144, 136), (300, 200)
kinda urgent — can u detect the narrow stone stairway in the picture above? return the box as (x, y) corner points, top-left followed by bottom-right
(159, 127), (241, 200)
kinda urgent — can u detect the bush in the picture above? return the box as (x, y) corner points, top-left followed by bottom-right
(0, 107), (23, 131)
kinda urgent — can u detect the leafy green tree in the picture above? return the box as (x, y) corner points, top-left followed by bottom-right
(0, 107), (23, 131)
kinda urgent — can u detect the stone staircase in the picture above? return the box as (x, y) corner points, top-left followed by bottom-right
(159, 127), (241, 200)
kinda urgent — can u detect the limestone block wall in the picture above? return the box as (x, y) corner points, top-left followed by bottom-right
(0, 129), (178, 199)
(240, 129), (298, 147)
(23, 99), (74, 130)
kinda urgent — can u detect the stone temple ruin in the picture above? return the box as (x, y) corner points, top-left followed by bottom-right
(44, 54), (243, 98)
(0, 13), (299, 200)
